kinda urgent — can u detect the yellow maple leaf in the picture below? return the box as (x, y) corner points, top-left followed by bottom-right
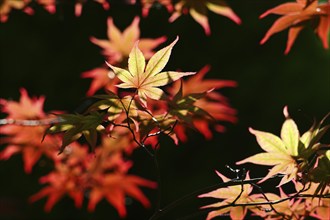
(236, 106), (302, 186)
(106, 36), (196, 106)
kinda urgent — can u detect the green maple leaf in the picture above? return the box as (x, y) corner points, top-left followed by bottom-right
(46, 112), (105, 154)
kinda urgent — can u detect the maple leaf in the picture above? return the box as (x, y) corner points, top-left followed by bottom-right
(81, 67), (120, 96)
(169, 0), (241, 35)
(260, 0), (330, 54)
(167, 106), (210, 143)
(29, 162), (85, 212)
(0, 88), (46, 119)
(0, 88), (61, 173)
(30, 141), (156, 217)
(90, 16), (166, 66)
(87, 173), (157, 218)
(106, 36), (196, 106)
(167, 65), (237, 140)
(236, 106), (301, 186)
(141, 0), (173, 17)
(198, 171), (253, 220)
(46, 112), (106, 154)
(237, 106), (330, 186)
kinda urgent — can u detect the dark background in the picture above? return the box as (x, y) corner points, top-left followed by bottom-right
(0, 0), (329, 219)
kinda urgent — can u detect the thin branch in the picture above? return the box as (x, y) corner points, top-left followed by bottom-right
(117, 91), (154, 156)
(0, 117), (63, 126)
(250, 182), (288, 219)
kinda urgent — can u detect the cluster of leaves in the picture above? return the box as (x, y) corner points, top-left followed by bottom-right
(1, 0), (329, 54)
(0, 0), (241, 30)
(0, 33), (237, 217)
(1, 1), (329, 220)
(199, 106), (330, 220)
(50, 35), (238, 153)
(0, 89), (157, 217)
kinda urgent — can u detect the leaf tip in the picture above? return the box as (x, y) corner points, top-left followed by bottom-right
(107, 17), (114, 27)
(283, 105), (290, 118)
(260, 37), (267, 45)
(132, 16), (140, 24)
(259, 12), (268, 19)
(173, 35), (179, 45)
(105, 60), (113, 69)
(248, 127), (255, 134)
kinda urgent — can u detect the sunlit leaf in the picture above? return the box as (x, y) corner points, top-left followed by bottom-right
(237, 106), (330, 186)
(260, 0), (330, 54)
(106, 36), (195, 106)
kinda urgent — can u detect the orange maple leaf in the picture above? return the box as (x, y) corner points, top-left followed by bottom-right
(106, 36), (196, 106)
(90, 16), (166, 66)
(169, 0), (241, 35)
(30, 141), (156, 217)
(260, 0), (330, 54)
(0, 88), (45, 119)
(0, 88), (60, 173)
(87, 173), (157, 218)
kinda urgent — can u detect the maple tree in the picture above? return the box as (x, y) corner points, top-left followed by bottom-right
(0, 0), (329, 220)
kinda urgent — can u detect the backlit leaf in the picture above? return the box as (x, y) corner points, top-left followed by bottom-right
(260, 0), (330, 54)
(106, 37), (195, 106)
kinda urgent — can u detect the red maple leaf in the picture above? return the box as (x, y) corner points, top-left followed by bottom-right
(87, 173), (157, 217)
